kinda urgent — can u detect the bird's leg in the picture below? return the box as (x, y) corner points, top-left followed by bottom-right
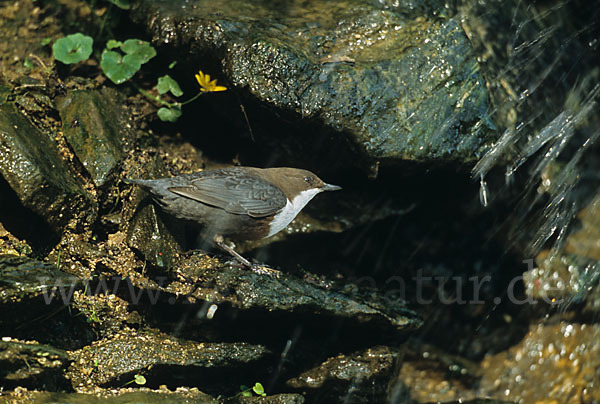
(213, 235), (252, 268)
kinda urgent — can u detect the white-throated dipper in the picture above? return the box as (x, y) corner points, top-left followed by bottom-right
(126, 167), (341, 266)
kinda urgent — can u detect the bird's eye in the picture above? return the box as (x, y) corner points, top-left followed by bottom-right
(304, 176), (313, 183)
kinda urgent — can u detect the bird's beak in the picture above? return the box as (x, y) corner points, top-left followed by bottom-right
(321, 183), (342, 192)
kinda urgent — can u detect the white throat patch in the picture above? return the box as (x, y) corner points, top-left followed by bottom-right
(267, 188), (321, 237)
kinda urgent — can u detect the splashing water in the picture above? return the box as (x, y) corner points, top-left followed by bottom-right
(466, 0), (600, 259)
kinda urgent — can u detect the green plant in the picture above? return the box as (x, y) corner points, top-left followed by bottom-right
(139, 69), (227, 122)
(52, 33), (93, 64)
(157, 75), (183, 97)
(100, 39), (156, 84)
(86, 307), (100, 323)
(52, 33), (227, 123)
(239, 382), (267, 397)
(55, 250), (62, 269)
(122, 373), (146, 387)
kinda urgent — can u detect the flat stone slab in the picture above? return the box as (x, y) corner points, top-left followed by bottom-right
(67, 330), (269, 388)
(167, 255), (422, 333)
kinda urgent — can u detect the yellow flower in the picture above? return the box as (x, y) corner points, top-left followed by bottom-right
(195, 70), (227, 92)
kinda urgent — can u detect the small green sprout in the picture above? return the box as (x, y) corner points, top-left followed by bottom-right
(52, 33), (93, 64)
(56, 250), (62, 269)
(134, 374), (146, 385)
(86, 307), (100, 323)
(100, 39), (156, 84)
(239, 382), (267, 397)
(253, 382), (266, 397)
(40, 37), (52, 46)
(122, 373), (146, 387)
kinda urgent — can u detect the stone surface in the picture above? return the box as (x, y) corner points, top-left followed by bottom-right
(480, 322), (600, 403)
(67, 329), (270, 389)
(57, 88), (134, 187)
(123, 155), (186, 269)
(2, 389), (306, 404)
(126, 203), (184, 270)
(0, 254), (80, 304)
(3, 388), (220, 404)
(131, 0), (494, 166)
(0, 222), (32, 256)
(0, 339), (69, 391)
(287, 345), (397, 403)
(0, 103), (96, 230)
(522, 191), (600, 312)
(393, 341), (479, 403)
(168, 254), (422, 332)
(228, 394), (305, 404)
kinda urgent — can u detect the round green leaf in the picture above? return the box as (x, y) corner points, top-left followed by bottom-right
(100, 50), (139, 84)
(157, 75), (183, 97)
(157, 107), (182, 122)
(133, 374), (146, 385)
(253, 383), (266, 397)
(52, 33), (93, 65)
(121, 39), (156, 64)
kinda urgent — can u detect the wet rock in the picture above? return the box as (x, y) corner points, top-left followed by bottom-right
(286, 345), (396, 403)
(168, 254), (421, 332)
(522, 250), (596, 306)
(67, 329), (270, 389)
(131, 0), (494, 166)
(392, 342), (480, 403)
(523, 251), (575, 301)
(566, 192), (600, 261)
(4, 388), (305, 404)
(5, 387), (220, 404)
(0, 254), (80, 304)
(0, 338), (69, 391)
(0, 103), (96, 230)
(479, 322), (600, 403)
(56, 88), (134, 188)
(123, 155), (186, 269)
(126, 203), (184, 270)
(226, 394), (305, 404)
(429, 401), (514, 404)
(522, 191), (600, 311)
(0, 221), (32, 256)
(71, 292), (143, 337)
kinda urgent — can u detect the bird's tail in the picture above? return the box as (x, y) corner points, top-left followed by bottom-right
(124, 178), (152, 186)
(123, 178), (158, 193)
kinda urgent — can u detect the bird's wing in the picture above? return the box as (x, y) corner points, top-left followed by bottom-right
(167, 170), (287, 217)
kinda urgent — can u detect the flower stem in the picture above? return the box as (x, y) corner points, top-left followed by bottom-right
(134, 84), (176, 108)
(134, 83), (204, 109)
(179, 91), (204, 106)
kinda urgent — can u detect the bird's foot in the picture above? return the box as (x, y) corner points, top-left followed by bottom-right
(249, 264), (281, 277)
(213, 235), (252, 268)
(213, 235), (280, 277)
